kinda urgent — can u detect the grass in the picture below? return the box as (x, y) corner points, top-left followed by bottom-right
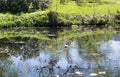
(0, 0), (120, 27)
(50, 0), (120, 16)
(54, 2), (120, 16)
(0, 11), (48, 28)
(102, 0), (120, 3)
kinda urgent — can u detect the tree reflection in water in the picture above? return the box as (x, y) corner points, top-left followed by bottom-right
(0, 28), (120, 77)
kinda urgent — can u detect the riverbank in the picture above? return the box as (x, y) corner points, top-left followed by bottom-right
(0, 2), (120, 28)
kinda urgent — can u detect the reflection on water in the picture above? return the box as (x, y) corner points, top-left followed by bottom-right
(0, 29), (120, 77)
(100, 40), (120, 69)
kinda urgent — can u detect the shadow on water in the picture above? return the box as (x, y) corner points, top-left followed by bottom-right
(0, 28), (120, 77)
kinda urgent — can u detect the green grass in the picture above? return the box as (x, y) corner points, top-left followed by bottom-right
(54, 2), (120, 16)
(0, 0), (120, 27)
(0, 11), (49, 28)
(49, 1), (120, 25)
(102, 0), (120, 3)
(50, 0), (120, 16)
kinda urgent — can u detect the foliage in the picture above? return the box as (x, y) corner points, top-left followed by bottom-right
(31, 0), (50, 10)
(0, 0), (29, 13)
(75, 0), (102, 4)
(0, 11), (48, 28)
(60, 0), (70, 4)
(47, 11), (58, 26)
(0, 0), (51, 13)
(0, 0), (119, 27)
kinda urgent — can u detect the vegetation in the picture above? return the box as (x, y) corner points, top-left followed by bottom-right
(0, 1), (120, 77)
(0, 0), (119, 27)
(0, 0), (51, 13)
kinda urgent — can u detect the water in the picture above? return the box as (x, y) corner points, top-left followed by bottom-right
(0, 28), (120, 77)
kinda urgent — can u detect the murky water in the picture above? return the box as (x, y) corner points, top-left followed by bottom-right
(0, 28), (120, 77)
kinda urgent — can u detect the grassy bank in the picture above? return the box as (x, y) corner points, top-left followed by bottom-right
(0, 11), (49, 28)
(0, 1), (120, 27)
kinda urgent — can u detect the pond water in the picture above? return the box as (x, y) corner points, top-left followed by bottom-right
(0, 28), (120, 77)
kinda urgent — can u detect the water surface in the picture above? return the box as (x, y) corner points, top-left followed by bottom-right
(0, 28), (120, 77)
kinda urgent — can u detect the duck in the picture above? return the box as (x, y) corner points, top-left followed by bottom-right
(65, 44), (68, 48)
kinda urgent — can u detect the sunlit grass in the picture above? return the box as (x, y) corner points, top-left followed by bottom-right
(102, 0), (120, 3)
(0, 11), (48, 27)
(55, 2), (120, 16)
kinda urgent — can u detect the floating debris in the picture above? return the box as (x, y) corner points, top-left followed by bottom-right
(53, 75), (59, 77)
(20, 46), (24, 50)
(98, 71), (106, 75)
(2, 41), (25, 44)
(37, 32), (40, 34)
(0, 47), (9, 54)
(91, 53), (100, 56)
(14, 41), (25, 44)
(75, 71), (83, 76)
(66, 73), (74, 76)
(82, 53), (100, 56)
(75, 71), (83, 75)
(48, 34), (56, 37)
(5, 47), (9, 52)
(89, 73), (98, 77)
